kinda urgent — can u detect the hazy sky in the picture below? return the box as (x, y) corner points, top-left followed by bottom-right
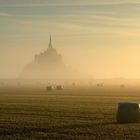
(0, 0), (140, 78)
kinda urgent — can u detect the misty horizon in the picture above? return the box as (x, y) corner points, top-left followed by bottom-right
(1, 0), (140, 79)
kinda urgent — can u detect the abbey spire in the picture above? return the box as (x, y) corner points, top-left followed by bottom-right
(48, 35), (52, 48)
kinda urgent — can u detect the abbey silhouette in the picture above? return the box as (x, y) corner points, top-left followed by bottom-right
(21, 36), (83, 79)
(34, 36), (64, 69)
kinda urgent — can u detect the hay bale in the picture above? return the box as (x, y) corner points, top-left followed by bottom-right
(72, 82), (76, 86)
(100, 83), (103, 87)
(97, 83), (103, 88)
(56, 85), (63, 90)
(46, 86), (53, 91)
(97, 83), (100, 87)
(116, 102), (140, 123)
(120, 84), (125, 88)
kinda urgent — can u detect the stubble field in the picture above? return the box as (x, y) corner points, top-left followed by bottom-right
(0, 85), (140, 140)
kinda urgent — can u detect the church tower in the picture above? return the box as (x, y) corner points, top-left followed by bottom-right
(48, 35), (52, 49)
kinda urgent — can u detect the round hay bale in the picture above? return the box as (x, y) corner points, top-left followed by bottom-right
(72, 82), (76, 86)
(56, 85), (63, 90)
(46, 86), (53, 91)
(97, 83), (100, 87)
(120, 84), (125, 88)
(116, 102), (140, 123)
(100, 83), (103, 87)
(96, 83), (103, 88)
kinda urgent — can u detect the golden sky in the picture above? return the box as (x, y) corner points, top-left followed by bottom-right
(0, 0), (140, 78)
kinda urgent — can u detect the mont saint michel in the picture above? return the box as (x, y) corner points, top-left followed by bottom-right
(21, 36), (83, 79)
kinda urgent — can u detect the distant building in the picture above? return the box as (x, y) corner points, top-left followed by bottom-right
(21, 36), (85, 80)
(34, 36), (63, 68)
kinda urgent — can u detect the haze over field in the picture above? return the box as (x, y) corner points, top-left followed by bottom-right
(0, 0), (140, 79)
